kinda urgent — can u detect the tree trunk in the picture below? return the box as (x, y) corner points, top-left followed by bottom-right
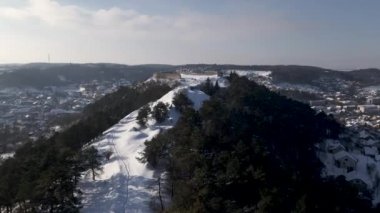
(22, 200), (27, 213)
(74, 173), (79, 185)
(158, 177), (164, 212)
(171, 180), (174, 198)
(49, 203), (54, 213)
(91, 168), (96, 181)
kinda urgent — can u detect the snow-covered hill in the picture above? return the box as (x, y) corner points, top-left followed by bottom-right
(79, 86), (209, 212)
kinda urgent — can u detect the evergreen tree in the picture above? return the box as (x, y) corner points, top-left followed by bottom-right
(82, 147), (102, 181)
(152, 102), (169, 123)
(137, 105), (151, 127)
(202, 77), (214, 95)
(214, 80), (220, 92)
(173, 92), (193, 112)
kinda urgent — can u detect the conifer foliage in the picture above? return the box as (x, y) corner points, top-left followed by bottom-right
(173, 91), (193, 112)
(141, 75), (376, 212)
(137, 105), (151, 127)
(152, 102), (169, 123)
(82, 146), (103, 181)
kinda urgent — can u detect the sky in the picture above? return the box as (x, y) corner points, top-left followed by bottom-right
(0, 0), (379, 69)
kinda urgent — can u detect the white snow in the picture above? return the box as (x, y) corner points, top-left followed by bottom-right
(185, 89), (209, 110)
(180, 73), (218, 81)
(79, 86), (209, 213)
(252, 71), (272, 77)
(0, 152), (14, 161)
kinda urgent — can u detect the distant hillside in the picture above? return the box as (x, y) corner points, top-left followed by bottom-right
(2, 63), (380, 88)
(0, 63), (175, 88)
(181, 64), (380, 87)
(347, 68), (380, 86)
(270, 66), (380, 87)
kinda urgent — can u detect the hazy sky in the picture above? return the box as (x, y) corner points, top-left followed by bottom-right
(0, 0), (379, 69)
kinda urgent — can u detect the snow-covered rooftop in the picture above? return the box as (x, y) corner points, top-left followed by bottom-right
(333, 150), (355, 161)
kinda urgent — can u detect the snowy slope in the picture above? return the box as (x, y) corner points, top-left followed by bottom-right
(79, 87), (209, 213)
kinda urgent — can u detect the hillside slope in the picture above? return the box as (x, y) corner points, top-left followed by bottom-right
(80, 87), (209, 212)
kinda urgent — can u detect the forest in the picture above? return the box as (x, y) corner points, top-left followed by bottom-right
(0, 82), (171, 212)
(141, 74), (378, 212)
(1, 74), (378, 212)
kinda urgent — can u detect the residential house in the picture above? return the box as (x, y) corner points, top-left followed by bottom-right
(363, 146), (378, 157)
(333, 151), (357, 172)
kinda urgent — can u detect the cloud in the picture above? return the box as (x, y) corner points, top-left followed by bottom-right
(0, 0), (300, 64)
(0, 0), (292, 37)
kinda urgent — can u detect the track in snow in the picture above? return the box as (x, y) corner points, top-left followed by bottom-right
(108, 132), (130, 212)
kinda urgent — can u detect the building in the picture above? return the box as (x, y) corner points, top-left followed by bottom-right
(367, 97), (380, 105)
(361, 139), (378, 147)
(363, 146), (378, 157)
(333, 151), (357, 172)
(358, 105), (379, 114)
(325, 140), (345, 154)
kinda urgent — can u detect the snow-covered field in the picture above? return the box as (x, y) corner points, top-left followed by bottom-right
(180, 73), (218, 81)
(79, 86), (209, 212)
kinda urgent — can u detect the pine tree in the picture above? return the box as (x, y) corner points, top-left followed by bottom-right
(173, 92), (193, 112)
(137, 105), (151, 127)
(214, 80), (220, 92)
(203, 77), (213, 95)
(152, 102), (169, 123)
(82, 147), (102, 181)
